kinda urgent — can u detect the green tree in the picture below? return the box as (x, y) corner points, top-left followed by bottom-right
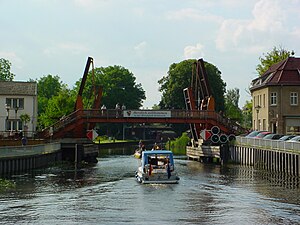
(20, 113), (31, 136)
(256, 46), (294, 76)
(36, 75), (66, 114)
(0, 58), (15, 81)
(224, 88), (243, 123)
(73, 65), (146, 109)
(20, 113), (30, 126)
(158, 59), (226, 112)
(242, 100), (252, 129)
(38, 88), (75, 128)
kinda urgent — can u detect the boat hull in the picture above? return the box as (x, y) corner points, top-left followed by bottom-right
(135, 169), (179, 184)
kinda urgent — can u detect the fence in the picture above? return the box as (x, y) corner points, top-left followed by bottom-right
(236, 136), (300, 153)
(0, 142), (61, 158)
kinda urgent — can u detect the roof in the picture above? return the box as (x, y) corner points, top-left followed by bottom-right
(250, 57), (300, 92)
(0, 81), (37, 96)
(142, 150), (173, 155)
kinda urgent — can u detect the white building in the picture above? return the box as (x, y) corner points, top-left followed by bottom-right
(0, 81), (38, 138)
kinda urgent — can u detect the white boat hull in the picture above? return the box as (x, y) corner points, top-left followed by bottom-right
(135, 168), (179, 184)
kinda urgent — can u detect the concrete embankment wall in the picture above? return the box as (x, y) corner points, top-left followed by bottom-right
(232, 137), (300, 177)
(0, 142), (62, 176)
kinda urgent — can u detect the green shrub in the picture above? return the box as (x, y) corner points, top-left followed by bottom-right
(167, 132), (190, 155)
(0, 179), (15, 191)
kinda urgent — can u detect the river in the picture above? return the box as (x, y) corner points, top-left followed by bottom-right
(0, 146), (299, 225)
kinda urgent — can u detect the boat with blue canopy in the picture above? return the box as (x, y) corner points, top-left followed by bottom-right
(135, 150), (180, 184)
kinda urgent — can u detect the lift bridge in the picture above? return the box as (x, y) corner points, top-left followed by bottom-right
(39, 57), (245, 143)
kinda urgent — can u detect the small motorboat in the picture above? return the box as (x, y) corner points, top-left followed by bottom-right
(135, 150), (180, 184)
(133, 149), (142, 159)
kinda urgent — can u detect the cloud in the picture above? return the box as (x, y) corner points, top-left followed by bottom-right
(134, 41), (147, 57)
(73, 0), (110, 11)
(166, 8), (222, 23)
(183, 43), (205, 59)
(215, 0), (287, 53)
(43, 42), (89, 56)
(0, 51), (24, 69)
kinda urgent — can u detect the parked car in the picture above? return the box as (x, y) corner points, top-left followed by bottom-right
(245, 130), (267, 138)
(263, 134), (284, 140)
(286, 136), (300, 142)
(278, 135), (296, 141)
(254, 131), (272, 138)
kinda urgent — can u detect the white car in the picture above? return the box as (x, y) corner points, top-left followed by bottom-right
(286, 136), (300, 142)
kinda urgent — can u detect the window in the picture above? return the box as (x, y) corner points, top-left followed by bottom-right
(6, 120), (23, 131)
(290, 92), (298, 105)
(270, 92), (277, 106)
(6, 98), (24, 109)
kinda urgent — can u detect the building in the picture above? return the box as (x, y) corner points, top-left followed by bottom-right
(250, 57), (300, 135)
(0, 81), (38, 138)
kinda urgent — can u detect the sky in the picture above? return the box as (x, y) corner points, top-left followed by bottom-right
(1, 0), (300, 108)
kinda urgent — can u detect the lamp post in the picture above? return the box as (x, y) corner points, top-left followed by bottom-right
(5, 104), (10, 130)
(255, 105), (261, 131)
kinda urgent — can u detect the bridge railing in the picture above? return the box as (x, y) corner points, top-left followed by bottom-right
(236, 136), (300, 153)
(40, 109), (244, 138)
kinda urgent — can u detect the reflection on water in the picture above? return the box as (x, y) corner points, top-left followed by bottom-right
(0, 146), (299, 225)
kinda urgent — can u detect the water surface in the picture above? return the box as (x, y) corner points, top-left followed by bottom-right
(0, 147), (299, 225)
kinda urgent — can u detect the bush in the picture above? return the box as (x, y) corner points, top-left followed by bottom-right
(166, 132), (190, 155)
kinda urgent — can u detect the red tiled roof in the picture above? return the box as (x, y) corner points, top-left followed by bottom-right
(250, 57), (300, 91)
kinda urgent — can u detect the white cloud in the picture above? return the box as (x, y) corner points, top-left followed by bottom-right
(215, 0), (287, 53)
(249, 0), (284, 31)
(134, 41), (147, 57)
(166, 8), (222, 23)
(73, 0), (110, 11)
(43, 42), (89, 56)
(0, 51), (24, 70)
(184, 43), (205, 59)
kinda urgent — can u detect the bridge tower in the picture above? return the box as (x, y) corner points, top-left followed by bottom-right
(183, 59), (216, 142)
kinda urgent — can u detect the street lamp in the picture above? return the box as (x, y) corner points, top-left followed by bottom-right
(255, 105), (261, 131)
(15, 106), (19, 119)
(5, 103), (10, 130)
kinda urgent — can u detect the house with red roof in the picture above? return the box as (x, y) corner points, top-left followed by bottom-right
(250, 56), (300, 134)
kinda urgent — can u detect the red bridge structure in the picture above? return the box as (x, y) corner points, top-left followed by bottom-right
(39, 57), (245, 141)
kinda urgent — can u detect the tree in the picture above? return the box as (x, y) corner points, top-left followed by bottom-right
(242, 100), (252, 130)
(158, 59), (226, 112)
(224, 88), (243, 123)
(20, 113), (30, 136)
(0, 58), (15, 81)
(20, 113), (30, 126)
(256, 46), (294, 76)
(73, 65), (146, 109)
(36, 75), (66, 114)
(38, 88), (75, 128)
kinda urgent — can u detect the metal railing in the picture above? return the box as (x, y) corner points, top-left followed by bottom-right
(38, 109), (246, 138)
(0, 142), (61, 158)
(236, 136), (300, 153)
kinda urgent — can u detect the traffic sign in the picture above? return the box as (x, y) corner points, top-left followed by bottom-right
(87, 129), (98, 141)
(211, 126), (220, 134)
(219, 134), (228, 143)
(228, 134), (236, 142)
(200, 129), (211, 140)
(211, 134), (220, 143)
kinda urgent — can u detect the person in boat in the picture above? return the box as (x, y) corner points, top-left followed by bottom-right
(152, 142), (160, 150)
(139, 140), (143, 149)
(165, 158), (172, 178)
(151, 155), (158, 166)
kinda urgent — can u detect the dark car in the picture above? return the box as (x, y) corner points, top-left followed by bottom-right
(245, 130), (267, 138)
(278, 135), (296, 141)
(263, 134), (284, 140)
(254, 131), (272, 138)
